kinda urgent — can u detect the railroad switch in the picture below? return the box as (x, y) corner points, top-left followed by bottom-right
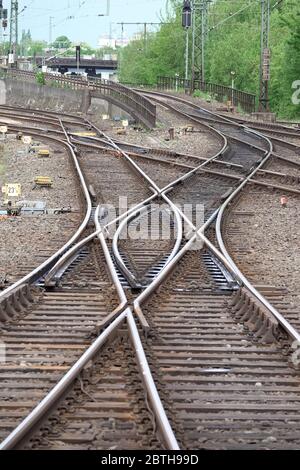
(33, 176), (53, 188)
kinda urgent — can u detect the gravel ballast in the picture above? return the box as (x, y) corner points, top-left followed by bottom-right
(0, 134), (82, 287)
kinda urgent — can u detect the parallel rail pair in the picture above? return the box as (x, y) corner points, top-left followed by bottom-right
(0, 98), (300, 449)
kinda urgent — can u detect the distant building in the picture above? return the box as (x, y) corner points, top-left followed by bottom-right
(115, 38), (131, 48)
(98, 36), (116, 49)
(98, 34), (133, 49)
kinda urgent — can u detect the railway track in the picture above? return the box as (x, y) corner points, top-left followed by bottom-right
(0, 99), (300, 450)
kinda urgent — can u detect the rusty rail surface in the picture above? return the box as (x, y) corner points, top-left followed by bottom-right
(2, 69), (156, 128)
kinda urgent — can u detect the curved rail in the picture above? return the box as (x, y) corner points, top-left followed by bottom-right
(0, 104), (180, 450)
(216, 168), (300, 344)
(94, 207), (179, 450)
(112, 203), (183, 288)
(2, 69), (157, 128)
(1, 94), (300, 451)
(0, 125), (92, 300)
(0, 308), (128, 450)
(134, 90), (300, 343)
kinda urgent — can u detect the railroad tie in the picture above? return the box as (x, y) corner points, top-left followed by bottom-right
(228, 287), (280, 344)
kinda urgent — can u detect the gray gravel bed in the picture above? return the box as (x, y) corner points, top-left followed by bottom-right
(224, 186), (300, 325)
(0, 135), (81, 285)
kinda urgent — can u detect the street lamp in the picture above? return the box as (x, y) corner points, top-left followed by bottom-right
(230, 71), (236, 107)
(182, 1), (192, 85)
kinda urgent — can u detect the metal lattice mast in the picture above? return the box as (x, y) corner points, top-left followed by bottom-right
(0, 2), (3, 45)
(258, 0), (271, 111)
(191, 0), (209, 88)
(0, 3), (8, 55)
(9, 0), (18, 56)
(191, 1), (201, 84)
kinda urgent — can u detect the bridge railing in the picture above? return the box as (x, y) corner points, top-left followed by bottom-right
(157, 76), (256, 114)
(3, 69), (156, 128)
(88, 76), (156, 128)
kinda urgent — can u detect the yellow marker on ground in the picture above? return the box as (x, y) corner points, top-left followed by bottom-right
(34, 177), (53, 187)
(72, 132), (97, 137)
(37, 149), (50, 158)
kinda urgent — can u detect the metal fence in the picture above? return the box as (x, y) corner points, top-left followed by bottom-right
(3, 69), (156, 128)
(89, 77), (156, 128)
(157, 76), (256, 114)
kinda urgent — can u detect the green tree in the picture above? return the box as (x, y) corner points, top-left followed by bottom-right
(36, 71), (46, 86)
(119, 0), (300, 118)
(52, 36), (72, 49)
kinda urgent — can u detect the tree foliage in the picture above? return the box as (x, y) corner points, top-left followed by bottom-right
(119, 0), (300, 119)
(52, 36), (72, 50)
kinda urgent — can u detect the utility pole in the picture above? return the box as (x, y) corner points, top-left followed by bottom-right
(0, 4), (8, 56)
(0, 1), (3, 46)
(182, 1), (192, 83)
(9, 0), (18, 58)
(117, 22), (162, 50)
(49, 16), (54, 46)
(258, 0), (271, 112)
(191, 0), (209, 89)
(106, 0), (110, 17)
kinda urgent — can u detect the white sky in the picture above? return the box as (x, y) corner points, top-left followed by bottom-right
(15, 0), (169, 46)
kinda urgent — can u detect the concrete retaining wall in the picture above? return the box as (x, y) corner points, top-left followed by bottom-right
(0, 79), (133, 122)
(0, 78), (88, 113)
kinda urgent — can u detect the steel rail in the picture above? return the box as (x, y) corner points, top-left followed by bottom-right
(135, 90), (300, 342)
(94, 207), (179, 450)
(84, 119), (228, 197)
(45, 120), (164, 287)
(0, 120), (66, 137)
(216, 175), (300, 343)
(182, 102), (300, 342)
(0, 116), (162, 290)
(43, 195), (159, 287)
(0, 126), (92, 300)
(112, 202), (183, 289)
(84, 119), (161, 193)
(112, 91), (300, 342)
(94, 207), (128, 309)
(112, 205), (154, 288)
(0, 109), (90, 129)
(60, 114), (231, 297)
(126, 308), (180, 450)
(0, 309), (128, 450)
(71, 132), (232, 163)
(133, 209), (220, 320)
(0, 204), (180, 450)
(0, 103), (86, 122)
